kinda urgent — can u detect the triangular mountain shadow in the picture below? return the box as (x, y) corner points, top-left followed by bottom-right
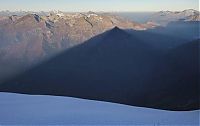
(0, 27), (198, 111)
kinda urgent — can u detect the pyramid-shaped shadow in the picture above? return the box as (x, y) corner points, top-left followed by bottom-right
(0, 27), (199, 111)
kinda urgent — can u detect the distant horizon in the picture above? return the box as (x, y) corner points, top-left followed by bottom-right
(0, 8), (199, 13)
(0, 0), (198, 12)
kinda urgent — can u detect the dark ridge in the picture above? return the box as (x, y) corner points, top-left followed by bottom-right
(33, 14), (41, 22)
(84, 18), (93, 27)
(9, 15), (18, 22)
(45, 20), (54, 29)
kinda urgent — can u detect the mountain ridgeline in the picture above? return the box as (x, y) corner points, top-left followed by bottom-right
(0, 27), (199, 111)
(0, 11), (199, 82)
(149, 9), (200, 25)
(0, 12), (155, 82)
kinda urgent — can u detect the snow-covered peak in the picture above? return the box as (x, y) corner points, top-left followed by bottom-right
(150, 9), (200, 25)
(56, 13), (64, 17)
(183, 9), (199, 14)
(87, 13), (98, 18)
(158, 9), (199, 16)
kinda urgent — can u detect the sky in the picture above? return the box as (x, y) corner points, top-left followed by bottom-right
(0, 0), (199, 12)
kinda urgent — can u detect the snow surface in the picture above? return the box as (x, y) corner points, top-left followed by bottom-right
(0, 92), (199, 125)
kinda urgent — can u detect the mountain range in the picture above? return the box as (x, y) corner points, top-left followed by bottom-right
(0, 10), (199, 83)
(0, 27), (199, 111)
(149, 9), (200, 25)
(0, 9), (199, 111)
(0, 12), (156, 82)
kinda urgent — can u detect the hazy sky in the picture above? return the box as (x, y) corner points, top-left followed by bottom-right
(0, 0), (199, 12)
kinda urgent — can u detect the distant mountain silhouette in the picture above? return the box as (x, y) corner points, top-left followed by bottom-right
(127, 21), (199, 51)
(149, 9), (200, 25)
(0, 27), (198, 111)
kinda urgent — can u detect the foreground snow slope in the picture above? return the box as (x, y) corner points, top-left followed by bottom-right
(0, 93), (199, 125)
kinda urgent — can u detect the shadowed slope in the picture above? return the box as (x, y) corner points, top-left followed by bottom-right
(0, 27), (198, 110)
(146, 39), (199, 110)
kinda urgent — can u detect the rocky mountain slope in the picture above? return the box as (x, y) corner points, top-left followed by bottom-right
(0, 12), (155, 82)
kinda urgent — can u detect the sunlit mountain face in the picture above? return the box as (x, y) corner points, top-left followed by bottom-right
(0, 7), (199, 125)
(0, 12), (157, 83)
